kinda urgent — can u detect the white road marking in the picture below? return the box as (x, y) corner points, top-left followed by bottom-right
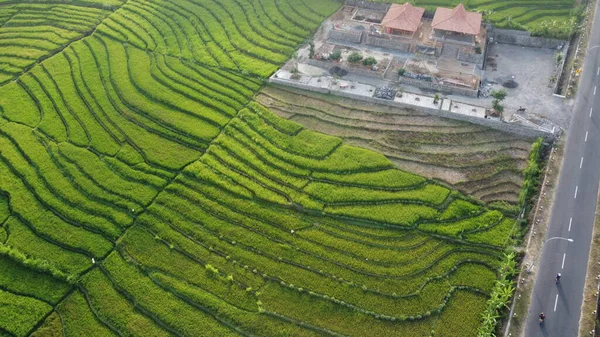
(595, 86), (597, 95)
(598, 67), (600, 76)
(580, 157), (584, 168)
(585, 131), (589, 142)
(591, 108), (594, 117)
(554, 294), (559, 311)
(574, 185), (579, 199)
(562, 253), (566, 269)
(569, 217), (572, 231)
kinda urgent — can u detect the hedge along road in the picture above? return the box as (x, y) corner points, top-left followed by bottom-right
(525, 0), (600, 335)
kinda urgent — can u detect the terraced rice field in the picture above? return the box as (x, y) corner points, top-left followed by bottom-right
(257, 85), (535, 207)
(367, 0), (578, 30)
(0, 1), (526, 336)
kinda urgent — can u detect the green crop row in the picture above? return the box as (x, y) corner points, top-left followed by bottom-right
(327, 203), (440, 227)
(212, 136), (309, 189)
(0, 255), (71, 304)
(69, 40), (204, 167)
(314, 221), (425, 245)
(102, 251), (240, 336)
(151, 187), (456, 289)
(3, 217), (92, 276)
(79, 37), (205, 154)
(260, 281), (431, 337)
(0, 147), (115, 257)
(151, 272), (323, 337)
(82, 268), (171, 337)
(134, 207), (484, 318)
(419, 210), (504, 237)
(240, 107), (343, 158)
(0, 3), (112, 85)
(45, 47), (123, 154)
(466, 218), (515, 247)
(304, 182), (450, 206)
(120, 225), (259, 311)
(145, 184), (502, 307)
(438, 199), (483, 221)
(0, 124), (132, 235)
(57, 143), (159, 205)
(54, 290), (117, 337)
(312, 168), (426, 189)
(92, 0), (333, 77)
(248, 101), (304, 135)
(0, 194), (8, 225)
(226, 114), (393, 172)
(0, 289), (52, 337)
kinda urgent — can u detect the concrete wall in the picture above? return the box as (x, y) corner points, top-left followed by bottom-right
(552, 43), (570, 96)
(456, 49), (484, 65)
(269, 77), (553, 139)
(329, 29), (363, 44)
(365, 34), (411, 52)
(491, 28), (566, 49)
(398, 76), (479, 97)
(345, 0), (390, 11)
(307, 58), (385, 79)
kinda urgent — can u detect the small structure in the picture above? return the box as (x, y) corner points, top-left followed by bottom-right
(380, 3), (425, 38)
(431, 3), (482, 44)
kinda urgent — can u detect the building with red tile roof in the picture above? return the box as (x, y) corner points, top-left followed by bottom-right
(432, 3), (482, 36)
(381, 3), (425, 37)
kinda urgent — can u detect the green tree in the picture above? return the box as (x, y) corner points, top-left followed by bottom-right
(347, 52), (363, 63)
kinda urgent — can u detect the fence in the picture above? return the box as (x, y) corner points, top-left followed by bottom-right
(397, 76), (479, 97)
(329, 29), (364, 44)
(365, 34), (411, 51)
(491, 28), (567, 49)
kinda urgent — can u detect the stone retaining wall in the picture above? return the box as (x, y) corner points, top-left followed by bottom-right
(329, 29), (363, 44)
(269, 77), (553, 139)
(398, 76), (479, 97)
(491, 28), (566, 49)
(307, 59), (385, 79)
(365, 34), (411, 52)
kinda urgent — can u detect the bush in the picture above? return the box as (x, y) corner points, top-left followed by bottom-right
(492, 99), (504, 113)
(347, 52), (363, 63)
(398, 68), (406, 76)
(477, 252), (518, 337)
(490, 89), (507, 101)
(362, 56), (377, 66)
(475, 46), (482, 54)
(518, 138), (546, 207)
(330, 50), (341, 60)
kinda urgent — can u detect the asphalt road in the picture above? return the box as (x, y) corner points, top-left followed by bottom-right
(525, 1), (600, 336)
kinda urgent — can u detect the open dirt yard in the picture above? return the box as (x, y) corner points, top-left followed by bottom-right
(483, 43), (571, 128)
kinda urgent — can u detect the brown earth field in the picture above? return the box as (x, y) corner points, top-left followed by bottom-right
(257, 85), (537, 206)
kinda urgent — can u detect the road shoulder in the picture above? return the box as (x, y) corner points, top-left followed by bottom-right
(578, 187), (600, 336)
